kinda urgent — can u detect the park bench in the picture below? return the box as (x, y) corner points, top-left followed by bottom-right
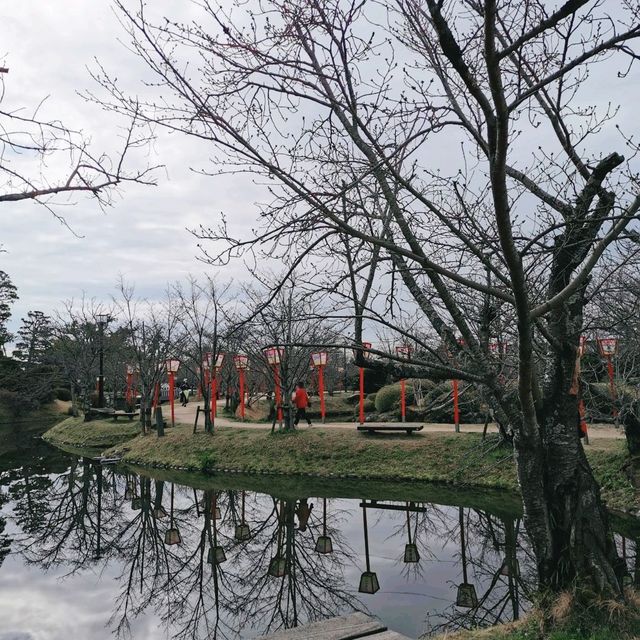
(111, 411), (139, 422)
(357, 424), (423, 436)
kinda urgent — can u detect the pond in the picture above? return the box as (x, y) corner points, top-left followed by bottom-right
(0, 432), (635, 640)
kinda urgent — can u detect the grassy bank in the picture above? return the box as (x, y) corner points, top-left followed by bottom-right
(42, 418), (639, 513)
(43, 416), (141, 449)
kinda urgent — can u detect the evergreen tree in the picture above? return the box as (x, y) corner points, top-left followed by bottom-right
(13, 311), (53, 365)
(0, 271), (18, 355)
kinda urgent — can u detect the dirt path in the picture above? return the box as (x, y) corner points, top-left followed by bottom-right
(169, 399), (623, 440)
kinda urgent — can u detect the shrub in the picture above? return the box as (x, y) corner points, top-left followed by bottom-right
(375, 383), (415, 413)
(54, 387), (72, 401)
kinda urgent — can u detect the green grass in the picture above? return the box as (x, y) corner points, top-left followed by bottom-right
(42, 418), (640, 513)
(43, 416), (141, 448)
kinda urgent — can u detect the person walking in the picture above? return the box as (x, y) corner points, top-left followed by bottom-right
(293, 381), (312, 427)
(179, 379), (189, 407)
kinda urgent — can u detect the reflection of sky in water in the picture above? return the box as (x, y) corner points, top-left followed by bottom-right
(0, 449), (531, 640)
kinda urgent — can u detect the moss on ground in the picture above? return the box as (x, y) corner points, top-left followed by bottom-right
(43, 416), (141, 448)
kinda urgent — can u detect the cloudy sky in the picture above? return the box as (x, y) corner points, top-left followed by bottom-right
(3, 1), (263, 336)
(3, 1), (638, 344)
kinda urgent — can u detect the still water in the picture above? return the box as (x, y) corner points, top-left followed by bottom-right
(2, 434), (536, 639)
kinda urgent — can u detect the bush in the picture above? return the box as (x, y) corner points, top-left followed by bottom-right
(375, 383), (415, 413)
(54, 387), (72, 402)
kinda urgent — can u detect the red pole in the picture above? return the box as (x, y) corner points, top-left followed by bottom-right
(126, 373), (132, 406)
(239, 368), (246, 420)
(452, 379), (460, 433)
(606, 356), (618, 418)
(319, 364), (326, 423)
(169, 372), (175, 427)
(274, 365), (283, 424)
(359, 367), (365, 425)
(400, 378), (406, 423)
(211, 372), (217, 428)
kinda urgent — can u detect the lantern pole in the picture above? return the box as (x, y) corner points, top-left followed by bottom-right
(169, 370), (176, 427)
(239, 368), (245, 420)
(358, 342), (371, 426)
(318, 364), (326, 423)
(452, 379), (460, 433)
(125, 369), (133, 408)
(396, 345), (410, 423)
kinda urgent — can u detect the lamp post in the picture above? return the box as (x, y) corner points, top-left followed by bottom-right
(315, 497), (333, 554)
(403, 501), (420, 563)
(395, 345), (411, 423)
(165, 358), (180, 427)
(265, 347), (284, 428)
(355, 342), (371, 426)
(358, 501), (379, 594)
(456, 507), (478, 608)
(210, 352), (225, 428)
(311, 351), (328, 423)
(234, 354), (249, 421)
(96, 313), (111, 408)
(234, 491), (251, 541)
(597, 337), (619, 421)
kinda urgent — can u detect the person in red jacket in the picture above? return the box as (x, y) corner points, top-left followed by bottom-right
(293, 381), (312, 427)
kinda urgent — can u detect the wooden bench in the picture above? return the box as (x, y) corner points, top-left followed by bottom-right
(258, 612), (412, 639)
(357, 424), (423, 436)
(112, 411), (139, 422)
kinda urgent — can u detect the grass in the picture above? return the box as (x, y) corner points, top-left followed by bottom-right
(43, 416), (141, 448)
(41, 417), (637, 513)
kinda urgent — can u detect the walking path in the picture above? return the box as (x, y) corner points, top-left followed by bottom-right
(170, 399), (623, 440)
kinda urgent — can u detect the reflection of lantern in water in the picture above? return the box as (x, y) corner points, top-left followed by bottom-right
(124, 476), (134, 501)
(315, 498), (333, 554)
(403, 502), (420, 563)
(456, 507), (477, 608)
(268, 500), (287, 578)
(208, 493), (227, 564)
(234, 492), (251, 541)
(164, 483), (182, 546)
(358, 502), (380, 594)
(154, 505), (168, 519)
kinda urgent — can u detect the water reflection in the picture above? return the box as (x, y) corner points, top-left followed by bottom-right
(0, 447), (637, 639)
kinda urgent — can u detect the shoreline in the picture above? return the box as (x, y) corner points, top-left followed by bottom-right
(42, 416), (640, 518)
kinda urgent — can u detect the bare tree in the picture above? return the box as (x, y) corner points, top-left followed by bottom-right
(101, 0), (640, 596)
(0, 67), (157, 226)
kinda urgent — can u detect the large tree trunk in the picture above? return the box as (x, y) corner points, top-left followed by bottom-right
(515, 328), (624, 595)
(622, 401), (640, 457)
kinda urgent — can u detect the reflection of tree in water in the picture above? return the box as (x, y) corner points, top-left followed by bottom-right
(9, 458), (640, 640)
(422, 507), (536, 638)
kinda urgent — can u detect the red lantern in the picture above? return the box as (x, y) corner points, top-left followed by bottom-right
(353, 342), (372, 425)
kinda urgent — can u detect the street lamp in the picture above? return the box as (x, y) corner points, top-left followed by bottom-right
(96, 313), (111, 408)
(311, 351), (328, 423)
(265, 347), (285, 427)
(165, 358), (180, 427)
(354, 342), (371, 426)
(395, 345), (411, 423)
(234, 354), (249, 421)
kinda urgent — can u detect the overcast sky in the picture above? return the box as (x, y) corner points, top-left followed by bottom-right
(2, 1), (263, 337)
(3, 1), (638, 344)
